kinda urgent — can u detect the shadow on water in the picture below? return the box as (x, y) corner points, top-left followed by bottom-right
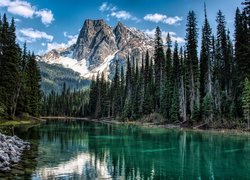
(1, 119), (250, 179)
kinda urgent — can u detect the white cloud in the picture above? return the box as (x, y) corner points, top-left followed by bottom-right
(46, 32), (78, 52)
(99, 2), (139, 22)
(143, 29), (185, 44)
(0, 0), (34, 18)
(111, 11), (132, 20)
(18, 28), (53, 43)
(47, 42), (68, 51)
(144, 13), (167, 23)
(99, 2), (116, 12)
(144, 13), (182, 25)
(0, 0), (54, 26)
(35, 9), (54, 26)
(163, 16), (182, 25)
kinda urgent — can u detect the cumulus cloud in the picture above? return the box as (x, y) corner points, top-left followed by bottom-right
(35, 9), (54, 26)
(99, 2), (116, 12)
(111, 11), (132, 20)
(143, 29), (185, 44)
(0, 0), (54, 25)
(99, 2), (139, 22)
(144, 13), (182, 25)
(144, 13), (167, 23)
(0, 0), (34, 18)
(17, 28), (53, 43)
(45, 32), (78, 52)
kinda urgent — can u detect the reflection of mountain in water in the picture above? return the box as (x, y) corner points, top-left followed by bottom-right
(2, 120), (250, 179)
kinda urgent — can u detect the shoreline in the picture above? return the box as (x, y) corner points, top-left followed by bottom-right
(40, 116), (250, 136)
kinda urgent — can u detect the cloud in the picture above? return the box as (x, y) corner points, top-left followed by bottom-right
(0, 0), (54, 26)
(144, 13), (182, 25)
(99, 2), (116, 12)
(0, 0), (34, 18)
(143, 29), (185, 44)
(35, 9), (54, 26)
(111, 11), (132, 20)
(17, 28), (53, 43)
(99, 2), (139, 22)
(45, 32), (78, 52)
(144, 13), (167, 23)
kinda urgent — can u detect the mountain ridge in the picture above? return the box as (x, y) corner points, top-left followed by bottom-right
(40, 19), (154, 79)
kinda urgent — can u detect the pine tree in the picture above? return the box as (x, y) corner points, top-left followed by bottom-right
(0, 15), (22, 118)
(169, 41), (180, 122)
(26, 53), (42, 116)
(242, 78), (250, 129)
(185, 11), (199, 120)
(200, 4), (213, 121)
(179, 47), (187, 122)
(142, 51), (152, 114)
(160, 33), (172, 119)
(154, 27), (165, 111)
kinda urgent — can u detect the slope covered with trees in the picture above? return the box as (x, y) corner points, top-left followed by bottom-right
(38, 61), (90, 94)
(0, 14), (41, 119)
(43, 1), (250, 128)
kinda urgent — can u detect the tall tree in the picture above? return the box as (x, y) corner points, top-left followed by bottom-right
(242, 78), (250, 129)
(154, 27), (165, 111)
(185, 11), (199, 120)
(200, 4), (213, 122)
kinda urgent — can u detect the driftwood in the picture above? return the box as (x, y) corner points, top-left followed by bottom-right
(194, 123), (209, 129)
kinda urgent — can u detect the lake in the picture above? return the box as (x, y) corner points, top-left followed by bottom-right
(1, 119), (250, 179)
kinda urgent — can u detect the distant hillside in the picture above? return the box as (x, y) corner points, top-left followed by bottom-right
(38, 62), (90, 94)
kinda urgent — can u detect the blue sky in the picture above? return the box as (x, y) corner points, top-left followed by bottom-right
(0, 0), (243, 54)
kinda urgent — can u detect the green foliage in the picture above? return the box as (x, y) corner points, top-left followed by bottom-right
(0, 14), (42, 118)
(38, 62), (90, 94)
(242, 78), (250, 128)
(42, 1), (250, 129)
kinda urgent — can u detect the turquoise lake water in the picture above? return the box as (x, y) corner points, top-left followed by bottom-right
(1, 119), (250, 179)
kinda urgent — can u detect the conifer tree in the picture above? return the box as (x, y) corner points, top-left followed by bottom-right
(242, 78), (250, 129)
(200, 4), (213, 121)
(154, 27), (165, 111)
(185, 11), (199, 120)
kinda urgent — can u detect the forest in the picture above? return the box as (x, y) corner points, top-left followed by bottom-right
(0, 14), (41, 119)
(42, 1), (250, 129)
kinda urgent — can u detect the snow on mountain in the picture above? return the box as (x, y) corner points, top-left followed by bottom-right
(40, 19), (154, 79)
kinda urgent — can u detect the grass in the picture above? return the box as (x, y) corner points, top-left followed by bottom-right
(0, 116), (41, 127)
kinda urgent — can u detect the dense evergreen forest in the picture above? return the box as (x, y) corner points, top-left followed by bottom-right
(42, 1), (250, 129)
(0, 14), (41, 119)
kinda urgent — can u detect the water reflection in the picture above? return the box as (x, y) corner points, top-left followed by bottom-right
(1, 120), (250, 179)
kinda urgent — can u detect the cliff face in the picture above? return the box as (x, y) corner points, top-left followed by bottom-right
(41, 19), (154, 78)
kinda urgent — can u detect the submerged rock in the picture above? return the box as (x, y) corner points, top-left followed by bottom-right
(0, 133), (30, 171)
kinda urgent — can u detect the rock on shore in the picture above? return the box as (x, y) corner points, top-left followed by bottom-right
(0, 133), (30, 171)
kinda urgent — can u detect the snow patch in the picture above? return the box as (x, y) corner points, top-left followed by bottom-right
(41, 51), (118, 79)
(43, 57), (90, 77)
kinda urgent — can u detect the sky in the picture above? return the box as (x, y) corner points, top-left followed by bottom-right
(0, 0), (244, 55)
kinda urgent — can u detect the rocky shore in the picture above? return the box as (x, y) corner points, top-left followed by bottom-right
(0, 133), (30, 171)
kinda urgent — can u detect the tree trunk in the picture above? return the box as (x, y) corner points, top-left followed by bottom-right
(11, 81), (21, 119)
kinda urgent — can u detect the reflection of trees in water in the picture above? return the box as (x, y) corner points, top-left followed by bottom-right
(87, 125), (250, 179)
(2, 120), (249, 179)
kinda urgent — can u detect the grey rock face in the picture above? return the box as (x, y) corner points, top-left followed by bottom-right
(73, 19), (117, 69)
(42, 19), (154, 76)
(0, 133), (30, 171)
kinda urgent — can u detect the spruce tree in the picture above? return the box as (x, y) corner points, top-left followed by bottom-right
(242, 78), (250, 129)
(200, 4), (213, 121)
(154, 27), (165, 111)
(185, 11), (199, 120)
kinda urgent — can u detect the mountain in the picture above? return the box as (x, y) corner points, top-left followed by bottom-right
(40, 19), (154, 79)
(38, 61), (90, 94)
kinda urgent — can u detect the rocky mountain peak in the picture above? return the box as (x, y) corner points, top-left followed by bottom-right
(41, 19), (154, 79)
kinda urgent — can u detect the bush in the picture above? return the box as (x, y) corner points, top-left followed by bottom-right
(0, 103), (6, 117)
